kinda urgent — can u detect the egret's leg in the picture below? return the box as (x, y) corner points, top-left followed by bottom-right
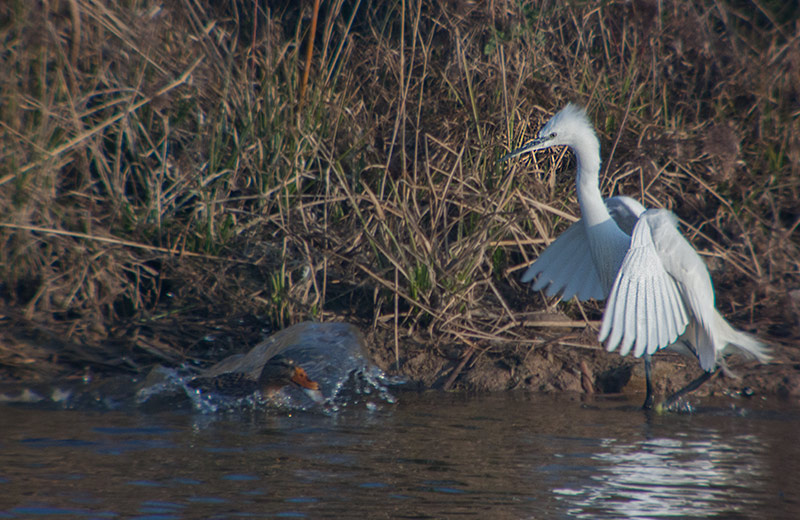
(658, 368), (719, 411)
(642, 354), (654, 410)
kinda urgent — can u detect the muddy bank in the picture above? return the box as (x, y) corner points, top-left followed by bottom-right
(364, 325), (800, 403)
(1, 311), (798, 406)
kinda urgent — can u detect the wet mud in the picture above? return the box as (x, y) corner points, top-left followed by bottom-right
(365, 324), (800, 404)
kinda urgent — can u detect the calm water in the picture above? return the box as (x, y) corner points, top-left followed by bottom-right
(1, 392), (799, 519)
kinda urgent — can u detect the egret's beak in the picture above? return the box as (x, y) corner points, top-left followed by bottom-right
(498, 136), (548, 163)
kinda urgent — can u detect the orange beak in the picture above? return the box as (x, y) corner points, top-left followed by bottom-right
(290, 367), (320, 391)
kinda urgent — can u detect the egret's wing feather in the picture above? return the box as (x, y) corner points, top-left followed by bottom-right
(621, 271), (639, 357)
(601, 270), (627, 352)
(560, 252), (597, 299)
(600, 211), (690, 357)
(523, 223), (579, 289)
(645, 210), (719, 368)
(646, 209), (771, 370)
(635, 278), (661, 357)
(523, 196), (645, 302)
(653, 275), (673, 346)
(521, 220), (606, 301)
(664, 266), (689, 340)
(605, 196), (646, 235)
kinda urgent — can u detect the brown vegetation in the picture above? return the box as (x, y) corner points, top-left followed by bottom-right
(1, 0), (798, 390)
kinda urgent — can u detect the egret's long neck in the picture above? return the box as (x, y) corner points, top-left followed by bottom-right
(571, 132), (608, 226)
(570, 129), (629, 295)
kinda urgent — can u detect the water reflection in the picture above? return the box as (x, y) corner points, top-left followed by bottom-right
(1, 393), (798, 518)
(555, 433), (764, 518)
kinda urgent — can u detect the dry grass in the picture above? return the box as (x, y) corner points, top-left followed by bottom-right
(1, 0), (798, 379)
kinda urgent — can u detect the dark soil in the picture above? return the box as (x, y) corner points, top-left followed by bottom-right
(4, 303), (798, 405)
(364, 322), (800, 403)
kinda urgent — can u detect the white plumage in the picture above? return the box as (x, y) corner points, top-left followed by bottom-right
(521, 195), (645, 302)
(502, 104), (770, 408)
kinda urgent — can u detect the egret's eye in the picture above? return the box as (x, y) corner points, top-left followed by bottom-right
(549, 132), (557, 139)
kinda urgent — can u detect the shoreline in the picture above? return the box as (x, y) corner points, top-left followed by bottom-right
(2, 316), (797, 405)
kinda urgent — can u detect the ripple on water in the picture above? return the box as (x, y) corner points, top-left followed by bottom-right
(552, 431), (771, 518)
(1, 394), (799, 518)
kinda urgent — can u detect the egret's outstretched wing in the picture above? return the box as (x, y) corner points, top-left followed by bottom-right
(645, 209), (721, 370)
(599, 209), (691, 358)
(521, 196), (645, 302)
(601, 209), (770, 370)
(521, 219), (605, 301)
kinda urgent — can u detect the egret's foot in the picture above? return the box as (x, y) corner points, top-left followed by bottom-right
(642, 392), (655, 410)
(657, 369), (718, 412)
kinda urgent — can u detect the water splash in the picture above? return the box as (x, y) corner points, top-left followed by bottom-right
(136, 322), (400, 413)
(2, 323), (399, 414)
(174, 362), (399, 414)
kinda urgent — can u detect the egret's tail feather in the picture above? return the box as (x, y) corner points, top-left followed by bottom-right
(715, 357), (739, 379)
(715, 312), (772, 364)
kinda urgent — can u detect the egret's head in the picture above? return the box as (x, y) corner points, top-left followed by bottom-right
(499, 103), (593, 162)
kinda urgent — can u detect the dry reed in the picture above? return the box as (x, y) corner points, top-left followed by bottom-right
(1, 0), (797, 379)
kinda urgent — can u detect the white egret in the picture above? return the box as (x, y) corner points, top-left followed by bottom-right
(502, 104), (771, 409)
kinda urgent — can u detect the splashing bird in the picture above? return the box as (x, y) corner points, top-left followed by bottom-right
(501, 104), (771, 409)
(191, 350), (322, 403)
